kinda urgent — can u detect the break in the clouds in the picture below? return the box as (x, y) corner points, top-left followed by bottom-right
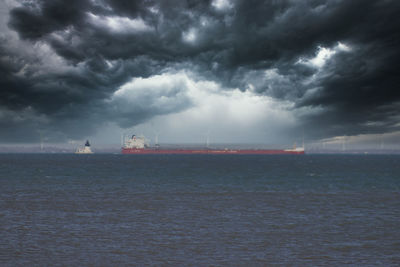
(1, 0), (400, 144)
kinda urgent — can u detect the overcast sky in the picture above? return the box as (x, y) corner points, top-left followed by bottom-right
(1, 0), (400, 145)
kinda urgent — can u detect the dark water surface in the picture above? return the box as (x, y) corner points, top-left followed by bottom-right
(0, 154), (399, 266)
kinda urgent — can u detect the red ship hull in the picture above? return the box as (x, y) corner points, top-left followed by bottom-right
(121, 148), (304, 155)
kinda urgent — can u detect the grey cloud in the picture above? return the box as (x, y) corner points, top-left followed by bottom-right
(1, 0), (400, 143)
(108, 80), (193, 127)
(8, 0), (90, 40)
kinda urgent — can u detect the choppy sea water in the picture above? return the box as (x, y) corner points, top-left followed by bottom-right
(0, 154), (399, 266)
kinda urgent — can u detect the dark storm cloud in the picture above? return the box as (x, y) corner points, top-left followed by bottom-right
(298, 42), (400, 139)
(1, 0), (400, 142)
(294, 0), (400, 138)
(8, 0), (90, 39)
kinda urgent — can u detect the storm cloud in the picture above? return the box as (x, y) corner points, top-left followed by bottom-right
(1, 0), (400, 143)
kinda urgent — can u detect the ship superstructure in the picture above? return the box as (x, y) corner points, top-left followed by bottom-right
(123, 135), (149, 149)
(121, 135), (304, 155)
(75, 140), (93, 154)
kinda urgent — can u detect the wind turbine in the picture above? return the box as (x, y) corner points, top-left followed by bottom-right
(38, 130), (47, 152)
(120, 131), (127, 147)
(342, 136), (347, 152)
(380, 135), (385, 150)
(153, 130), (160, 147)
(40, 131), (44, 151)
(205, 129), (211, 148)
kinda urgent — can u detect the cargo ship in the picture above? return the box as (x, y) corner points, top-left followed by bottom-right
(121, 135), (304, 155)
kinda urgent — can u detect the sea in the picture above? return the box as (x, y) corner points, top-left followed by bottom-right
(0, 154), (399, 266)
